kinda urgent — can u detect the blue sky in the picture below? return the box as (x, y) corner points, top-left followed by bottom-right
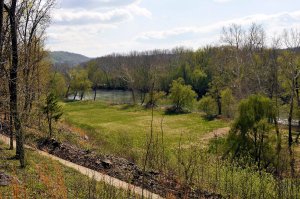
(47, 0), (300, 57)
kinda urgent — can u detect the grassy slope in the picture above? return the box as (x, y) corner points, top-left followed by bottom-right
(62, 101), (228, 161)
(0, 141), (136, 199)
(59, 102), (300, 198)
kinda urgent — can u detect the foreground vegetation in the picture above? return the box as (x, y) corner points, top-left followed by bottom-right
(0, 140), (139, 199)
(60, 100), (300, 199)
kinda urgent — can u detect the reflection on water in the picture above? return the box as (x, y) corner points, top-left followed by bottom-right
(69, 89), (140, 104)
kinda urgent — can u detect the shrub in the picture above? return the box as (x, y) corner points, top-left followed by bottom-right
(168, 78), (197, 113)
(225, 95), (277, 170)
(221, 88), (236, 118)
(50, 72), (67, 99)
(198, 95), (218, 119)
(145, 91), (166, 108)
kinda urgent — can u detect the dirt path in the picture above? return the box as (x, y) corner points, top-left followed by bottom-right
(200, 127), (230, 144)
(0, 134), (163, 199)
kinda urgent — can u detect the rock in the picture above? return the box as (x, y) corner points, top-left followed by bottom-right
(0, 172), (12, 186)
(149, 170), (159, 175)
(95, 160), (101, 165)
(50, 138), (61, 148)
(83, 135), (89, 140)
(101, 159), (113, 169)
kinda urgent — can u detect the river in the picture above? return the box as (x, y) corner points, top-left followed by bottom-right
(69, 89), (140, 104)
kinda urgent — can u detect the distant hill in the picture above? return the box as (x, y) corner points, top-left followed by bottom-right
(49, 51), (91, 67)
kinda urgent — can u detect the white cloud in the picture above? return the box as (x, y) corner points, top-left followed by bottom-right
(126, 4), (152, 18)
(53, 8), (132, 25)
(47, 0), (153, 56)
(57, 0), (140, 9)
(46, 0), (300, 57)
(52, 0), (151, 26)
(136, 10), (300, 43)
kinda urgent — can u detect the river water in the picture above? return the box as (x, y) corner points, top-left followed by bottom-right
(69, 89), (139, 104)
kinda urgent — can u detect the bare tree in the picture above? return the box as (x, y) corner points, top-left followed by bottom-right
(221, 24), (246, 98)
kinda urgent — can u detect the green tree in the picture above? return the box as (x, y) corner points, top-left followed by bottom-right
(198, 95), (217, 119)
(168, 78), (197, 113)
(190, 68), (208, 97)
(207, 47), (234, 115)
(50, 72), (67, 99)
(221, 88), (236, 118)
(42, 93), (63, 138)
(70, 68), (92, 100)
(225, 95), (278, 170)
(86, 61), (104, 101)
(145, 91), (166, 108)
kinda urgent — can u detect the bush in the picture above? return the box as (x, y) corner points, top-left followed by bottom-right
(221, 88), (236, 118)
(198, 96), (217, 119)
(225, 95), (277, 170)
(168, 78), (197, 113)
(145, 91), (166, 108)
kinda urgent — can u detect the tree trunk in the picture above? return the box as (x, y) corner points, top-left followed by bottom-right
(65, 84), (70, 99)
(254, 129), (258, 162)
(73, 91), (77, 100)
(289, 146), (295, 178)
(274, 117), (281, 176)
(9, 111), (13, 150)
(80, 92), (84, 101)
(8, 0), (25, 168)
(217, 94), (222, 115)
(0, 0), (3, 48)
(140, 92), (146, 105)
(93, 88), (97, 101)
(295, 79), (300, 130)
(288, 89), (295, 177)
(48, 116), (52, 138)
(22, 66), (31, 124)
(131, 89), (136, 104)
(288, 93), (294, 148)
(0, 0), (3, 68)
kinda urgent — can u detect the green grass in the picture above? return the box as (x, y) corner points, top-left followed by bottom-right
(61, 100), (228, 163)
(0, 141), (137, 199)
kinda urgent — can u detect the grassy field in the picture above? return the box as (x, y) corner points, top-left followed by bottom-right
(7, 99), (298, 199)
(0, 141), (138, 199)
(61, 100), (229, 163)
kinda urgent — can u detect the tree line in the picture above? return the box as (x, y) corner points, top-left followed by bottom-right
(58, 24), (299, 119)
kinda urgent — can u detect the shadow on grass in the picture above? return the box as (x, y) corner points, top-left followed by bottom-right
(164, 106), (190, 115)
(202, 115), (218, 121)
(118, 104), (143, 111)
(63, 99), (81, 103)
(119, 104), (136, 110)
(6, 155), (19, 160)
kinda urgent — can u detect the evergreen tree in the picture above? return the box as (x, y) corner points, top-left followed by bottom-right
(42, 93), (63, 138)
